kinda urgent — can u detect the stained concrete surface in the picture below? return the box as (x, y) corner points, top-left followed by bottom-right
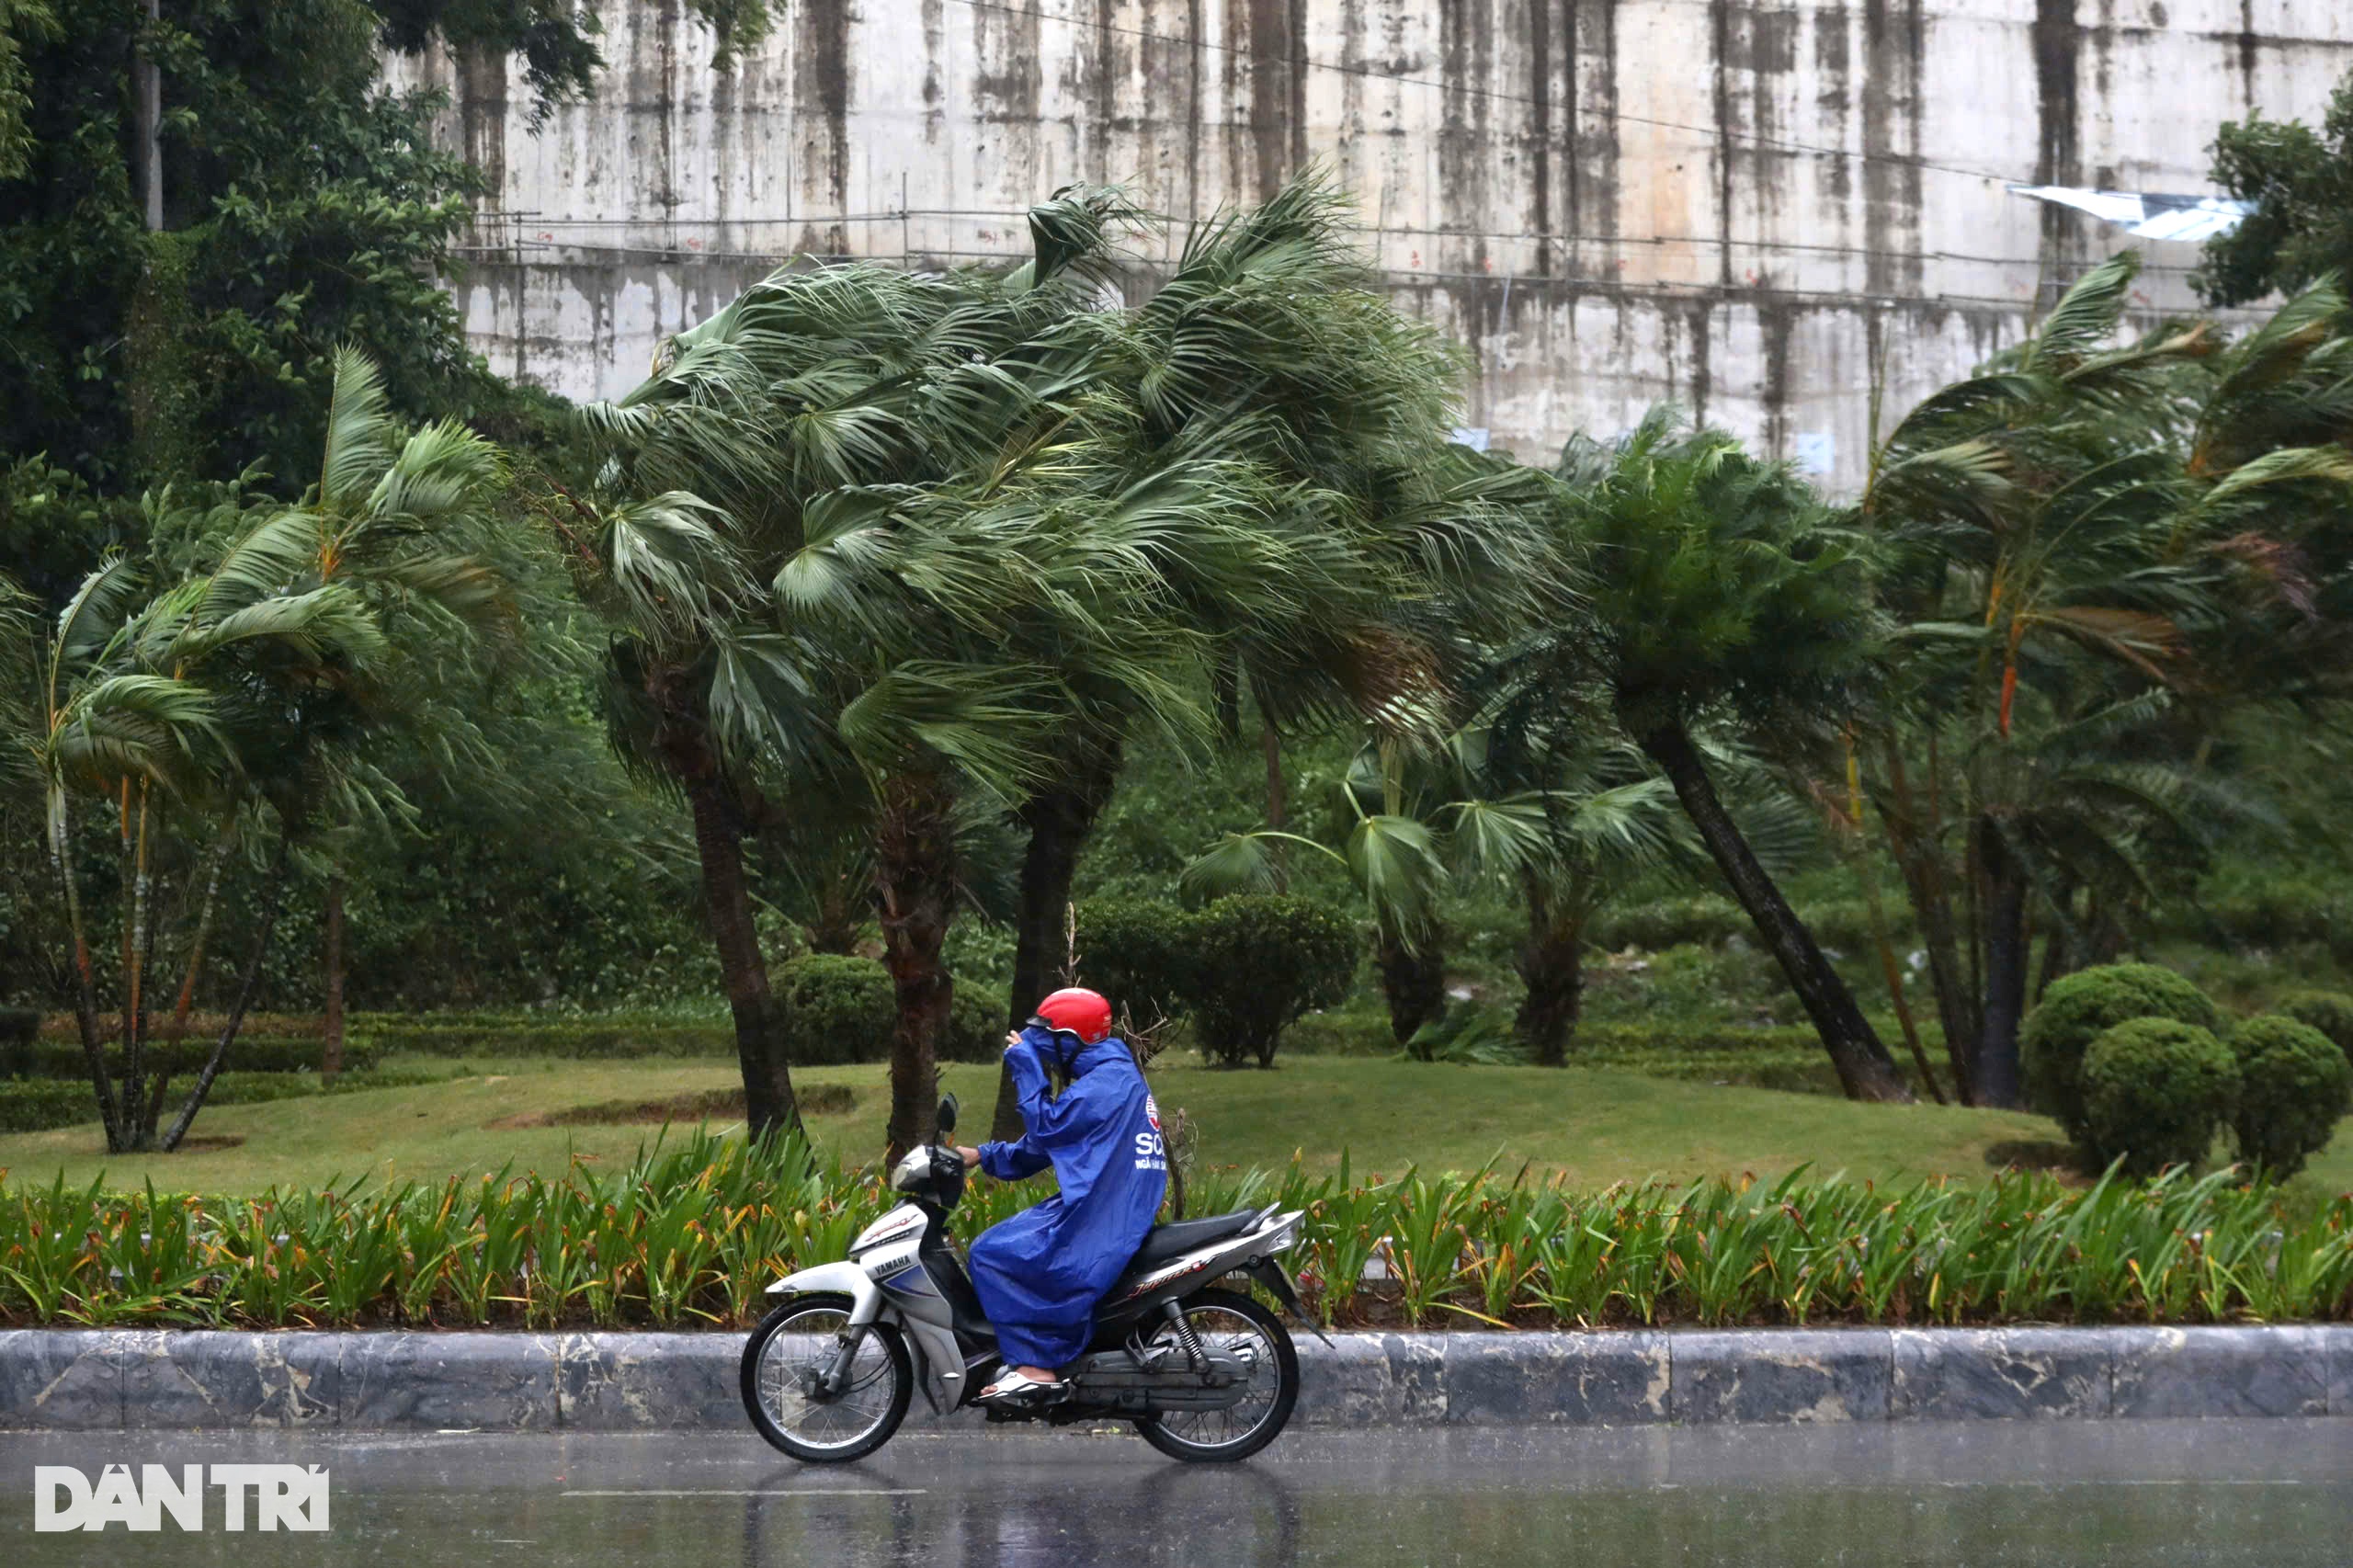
(4, 1421), (2347, 1565)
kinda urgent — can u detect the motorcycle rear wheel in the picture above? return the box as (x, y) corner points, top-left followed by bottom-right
(741, 1291), (914, 1463)
(1134, 1289), (1300, 1463)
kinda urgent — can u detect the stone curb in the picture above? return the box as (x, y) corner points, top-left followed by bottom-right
(2, 1325), (2346, 1431)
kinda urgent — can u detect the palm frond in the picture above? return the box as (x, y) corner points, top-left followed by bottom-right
(319, 345), (397, 507)
(2029, 254), (2139, 374)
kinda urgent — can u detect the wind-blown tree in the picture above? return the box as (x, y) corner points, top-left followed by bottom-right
(986, 176), (1542, 1134)
(787, 428), (1326, 1155)
(1182, 731), (1456, 1045)
(1855, 257), (2353, 1107)
(1184, 719), (1732, 1065)
(1510, 408), (1915, 1101)
(1, 347), (511, 1149)
(569, 186), (1196, 1143)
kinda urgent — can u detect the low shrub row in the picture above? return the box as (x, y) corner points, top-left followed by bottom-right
(0, 1068), (448, 1134)
(2, 1037), (378, 1080)
(2, 1131), (2346, 1329)
(361, 1023), (736, 1059)
(2153, 885), (2353, 963)
(1587, 896), (1894, 956)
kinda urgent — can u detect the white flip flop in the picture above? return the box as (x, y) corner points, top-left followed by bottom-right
(977, 1368), (1068, 1404)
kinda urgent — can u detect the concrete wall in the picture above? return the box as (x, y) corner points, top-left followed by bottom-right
(386, 0), (2353, 492)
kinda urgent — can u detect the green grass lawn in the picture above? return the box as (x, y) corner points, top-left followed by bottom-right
(10, 1051), (2344, 1198)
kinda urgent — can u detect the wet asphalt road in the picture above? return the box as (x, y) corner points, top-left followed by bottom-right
(3, 1421), (2347, 1566)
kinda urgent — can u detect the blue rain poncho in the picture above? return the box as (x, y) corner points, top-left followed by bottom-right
(968, 1024), (1167, 1371)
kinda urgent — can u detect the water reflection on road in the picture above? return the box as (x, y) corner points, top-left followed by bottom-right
(4, 1421), (2347, 1566)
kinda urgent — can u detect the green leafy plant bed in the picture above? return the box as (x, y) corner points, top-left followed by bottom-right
(3, 1131), (2347, 1330)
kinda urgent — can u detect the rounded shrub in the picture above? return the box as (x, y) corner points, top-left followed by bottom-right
(1182, 895), (1357, 1069)
(2274, 990), (2353, 1066)
(778, 953), (1003, 1065)
(775, 954), (893, 1065)
(2226, 1014), (2353, 1178)
(2020, 963), (2221, 1141)
(1072, 897), (1197, 1027)
(942, 983), (1003, 1064)
(2079, 1017), (2238, 1176)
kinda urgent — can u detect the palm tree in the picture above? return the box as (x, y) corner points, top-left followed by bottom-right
(795, 430), (1323, 1153)
(1183, 723), (1694, 1065)
(1519, 408), (1915, 1102)
(1463, 737), (1691, 1065)
(985, 173), (1542, 1133)
(1853, 258), (2353, 1106)
(570, 187), (1136, 1142)
(2, 348), (512, 1150)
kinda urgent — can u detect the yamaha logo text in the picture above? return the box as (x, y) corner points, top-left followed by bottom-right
(33, 1462), (331, 1532)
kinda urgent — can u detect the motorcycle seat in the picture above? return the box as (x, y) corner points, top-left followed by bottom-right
(1129, 1209), (1261, 1270)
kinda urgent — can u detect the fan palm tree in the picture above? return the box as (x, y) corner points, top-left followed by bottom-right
(569, 187), (1136, 1142)
(983, 173), (1545, 1135)
(791, 424), (1327, 1154)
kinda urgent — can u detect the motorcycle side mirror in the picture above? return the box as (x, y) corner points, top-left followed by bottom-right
(938, 1093), (959, 1136)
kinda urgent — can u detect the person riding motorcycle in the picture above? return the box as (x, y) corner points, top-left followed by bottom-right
(954, 986), (1166, 1404)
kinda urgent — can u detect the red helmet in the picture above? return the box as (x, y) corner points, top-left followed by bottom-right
(1034, 987), (1114, 1045)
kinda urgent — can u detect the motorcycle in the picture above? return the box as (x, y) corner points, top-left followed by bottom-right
(739, 1094), (1324, 1464)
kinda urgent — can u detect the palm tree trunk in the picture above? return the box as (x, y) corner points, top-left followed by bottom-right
(1515, 871), (1584, 1067)
(684, 772), (800, 1142)
(2034, 885), (2078, 1003)
(1375, 927), (1448, 1045)
(146, 831), (233, 1142)
(1875, 738), (1977, 1104)
(878, 776), (958, 1166)
(1973, 824), (2030, 1108)
(994, 736), (1122, 1142)
(121, 782), (155, 1145)
(1640, 721), (1914, 1103)
(163, 832), (295, 1150)
(45, 791), (122, 1148)
(1212, 653), (1241, 743)
(322, 869), (346, 1081)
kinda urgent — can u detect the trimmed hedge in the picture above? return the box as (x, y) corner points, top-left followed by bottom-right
(1073, 897), (1195, 1026)
(3, 1037), (376, 1079)
(0, 1068), (448, 1134)
(2228, 1015), (2353, 1178)
(776, 955), (894, 1066)
(1586, 897), (1897, 955)
(1590, 897), (1748, 952)
(2080, 1017), (2238, 1176)
(2021, 963), (2221, 1142)
(361, 1023), (735, 1058)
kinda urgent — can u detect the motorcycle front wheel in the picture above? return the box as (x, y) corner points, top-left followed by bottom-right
(1134, 1288), (1301, 1463)
(740, 1291), (914, 1462)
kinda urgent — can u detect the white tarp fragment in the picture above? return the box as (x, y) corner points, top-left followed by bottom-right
(2006, 185), (2254, 243)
